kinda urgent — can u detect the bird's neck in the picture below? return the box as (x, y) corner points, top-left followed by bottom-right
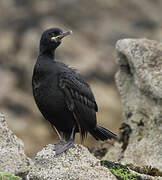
(39, 45), (56, 60)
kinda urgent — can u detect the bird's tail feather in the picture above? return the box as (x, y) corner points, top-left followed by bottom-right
(89, 125), (117, 141)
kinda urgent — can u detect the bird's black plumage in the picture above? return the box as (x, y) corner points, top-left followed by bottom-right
(32, 28), (117, 154)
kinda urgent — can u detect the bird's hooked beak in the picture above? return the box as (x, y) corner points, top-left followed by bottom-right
(51, 30), (72, 42)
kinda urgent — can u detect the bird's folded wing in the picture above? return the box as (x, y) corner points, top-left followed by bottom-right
(58, 72), (98, 139)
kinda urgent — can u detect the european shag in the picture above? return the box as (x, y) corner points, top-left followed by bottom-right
(32, 28), (117, 155)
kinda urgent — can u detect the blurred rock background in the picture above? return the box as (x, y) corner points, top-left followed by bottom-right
(0, 0), (162, 157)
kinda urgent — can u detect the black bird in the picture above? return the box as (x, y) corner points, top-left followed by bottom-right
(32, 28), (117, 155)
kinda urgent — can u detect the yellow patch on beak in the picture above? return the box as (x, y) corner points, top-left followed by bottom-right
(51, 36), (58, 41)
(51, 30), (72, 41)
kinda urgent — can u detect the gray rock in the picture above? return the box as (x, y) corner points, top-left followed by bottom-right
(29, 144), (117, 180)
(0, 113), (31, 176)
(104, 39), (162, 171)
(0, 112), (117, 179)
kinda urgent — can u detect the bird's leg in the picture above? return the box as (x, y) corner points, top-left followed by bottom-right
(73, 112), (82, 143)
(52, 125), (62, 140)
(48, 122), (62, 140)
(53, 126), (75, 155)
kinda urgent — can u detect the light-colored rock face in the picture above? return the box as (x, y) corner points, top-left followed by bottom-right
(29, 144), (116, 180)
(0, 113), (31, 176)
(116, 39), (162, 129)
(116, 39), (162, 100)
(104, 39), (162, 170)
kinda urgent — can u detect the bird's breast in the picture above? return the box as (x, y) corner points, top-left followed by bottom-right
(33, 73), (66, 114)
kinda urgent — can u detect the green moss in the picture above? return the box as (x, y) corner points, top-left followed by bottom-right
(0, 172), (20, 180)
(101, 160), (142, 180)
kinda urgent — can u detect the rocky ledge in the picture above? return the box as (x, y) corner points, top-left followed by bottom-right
(0, 113), (116, 180)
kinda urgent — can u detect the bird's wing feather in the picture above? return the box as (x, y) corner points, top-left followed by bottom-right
(58, 71), (98, 139)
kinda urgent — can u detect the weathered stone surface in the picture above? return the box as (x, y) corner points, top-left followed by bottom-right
(104, 39), (162, 171)
(0, 113), (31, 176)
(29, 144), (117, 180)
(0, 113), (117, 179)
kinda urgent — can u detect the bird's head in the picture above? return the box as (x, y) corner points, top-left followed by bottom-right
(40, 28), (72, 54)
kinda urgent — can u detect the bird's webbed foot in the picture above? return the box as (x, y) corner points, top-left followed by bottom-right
(53, 126), (75, 155)
(53, 139), (74, 155)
